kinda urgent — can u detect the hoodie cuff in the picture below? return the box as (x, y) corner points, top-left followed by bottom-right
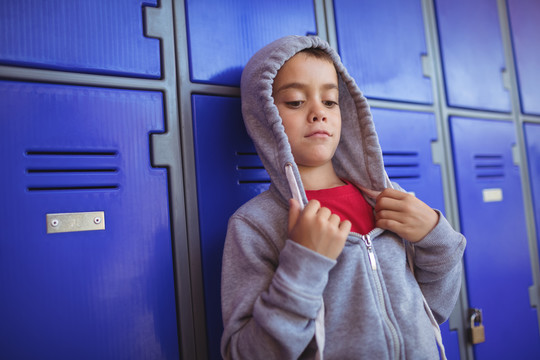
(266, 240), (336, 318)
(412, 210), (466, 265)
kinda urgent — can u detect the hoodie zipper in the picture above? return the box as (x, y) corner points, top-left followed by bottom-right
(362, 234), (377, 271)
(354, 232), (401, 360)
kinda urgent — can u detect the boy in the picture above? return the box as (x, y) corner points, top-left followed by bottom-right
(221, 35), (465, 359)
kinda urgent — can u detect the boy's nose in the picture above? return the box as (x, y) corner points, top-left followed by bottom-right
(310, 106), (327, 122)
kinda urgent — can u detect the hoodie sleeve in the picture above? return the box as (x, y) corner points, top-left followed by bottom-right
(410, 210), (466, 324)
(221, 213), (336, 359)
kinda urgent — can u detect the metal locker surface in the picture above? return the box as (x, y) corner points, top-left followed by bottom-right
(372, 109), (444, 211)
(0, 0), (160, 78)
(435, 0), (511, 112)
(372, 108), (460, 360)
(0, 81), (179, 359)
(333, 0), (432, 104)
(525, 123), (540, 259)
(192, 95), (270, 360)
(450, 117), (540, 359)
(507, 0), (540, 116)
(185, 0), (316, 86)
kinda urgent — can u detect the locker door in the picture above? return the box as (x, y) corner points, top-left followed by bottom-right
(524, 123), (540, 258)
(450, 117), (540, 359)
(0, 0), (160, 78)
(185, 0), (316, 86)
(507, 0), (540, 116)
(333, 0), (433, 104)
(435, 0), (511, 112)
(372, 109), (460, 360)
(0, 81), (179, 359)
(372, 109), (444, 211)
(192, 95), (270, 360)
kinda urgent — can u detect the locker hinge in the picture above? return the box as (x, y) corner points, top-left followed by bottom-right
(529, 285), (540, 310)
(144, 4), (167, 40)
(421, 53), (432, 78)
(501, 68), (511, 91)
(512, 143), (520, 166)
(431, 140), (444, 165)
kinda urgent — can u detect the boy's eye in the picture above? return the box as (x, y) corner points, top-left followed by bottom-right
(286, 101), (303, 108)
(323, 100), (339, 107)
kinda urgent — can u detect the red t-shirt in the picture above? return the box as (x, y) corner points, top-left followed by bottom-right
(305, 181), (375, 235)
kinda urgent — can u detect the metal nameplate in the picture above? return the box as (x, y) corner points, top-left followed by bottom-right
(46, 211), (105, 234)
(482, 188), (503, 203)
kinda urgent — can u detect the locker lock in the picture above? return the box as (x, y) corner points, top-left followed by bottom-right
(468, 308), (485, 344)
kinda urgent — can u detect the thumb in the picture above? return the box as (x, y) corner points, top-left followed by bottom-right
(288, 198), (301, 235)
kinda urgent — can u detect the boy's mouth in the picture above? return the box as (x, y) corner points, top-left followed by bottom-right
(305, 130), (332, 138)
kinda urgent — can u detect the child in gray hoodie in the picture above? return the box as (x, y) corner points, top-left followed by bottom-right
(221, 35), (466, 359)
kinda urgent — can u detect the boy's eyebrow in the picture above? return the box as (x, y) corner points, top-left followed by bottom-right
(274, 82), (338, 94)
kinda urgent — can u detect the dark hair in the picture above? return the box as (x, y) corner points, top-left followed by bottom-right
(298, 47), (334, 64)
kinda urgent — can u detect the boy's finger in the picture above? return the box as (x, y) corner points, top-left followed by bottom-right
(339, 219), (352, 234)
(377, 188), (407, 201)
(304, 199), (321, 214)
(375, 209), (405, 224)
(375, 218), (402, 234)
(375, 195), (405, 213)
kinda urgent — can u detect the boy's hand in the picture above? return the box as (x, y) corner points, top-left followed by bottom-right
(374, 188), (439, 243)
(288, 199), (351, 260)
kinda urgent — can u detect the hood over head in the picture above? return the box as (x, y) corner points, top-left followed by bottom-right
(240, 35), (391, 206)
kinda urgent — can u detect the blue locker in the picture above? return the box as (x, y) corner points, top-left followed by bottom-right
(0, 0), (160, 78)
(185, 0), (316, 86)
(0, 81), (179, 359)
(525, 123), (540, 259)
(333, 0), (432, 104)
(372, 108), (460, 360)
(507, 0), (540, 116)
(435, 0), (511, 112)
(192, 95), (270, 360)
(372, 109), (444, 211)
(450, 117), (540, 359)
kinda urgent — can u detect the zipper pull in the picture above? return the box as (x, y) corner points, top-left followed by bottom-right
(362, 235), (377, 271)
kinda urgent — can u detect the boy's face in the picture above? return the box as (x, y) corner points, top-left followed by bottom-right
(272, 53), (341, 170)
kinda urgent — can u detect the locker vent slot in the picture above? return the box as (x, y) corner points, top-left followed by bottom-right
(382, 151), (420, 180)
(27, 169), (118, 173)
(26, 151), (117, 156)
(28, 185), (119, 191)
(236, 152), (270, 184)
(474, 154), (504, 179)
(25, 150), (120, 191)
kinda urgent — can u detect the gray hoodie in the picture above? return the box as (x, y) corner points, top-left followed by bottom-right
(221, 35), (465, 360)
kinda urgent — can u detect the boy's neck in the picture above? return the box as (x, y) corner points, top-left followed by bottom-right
(298, 162), (346, 191)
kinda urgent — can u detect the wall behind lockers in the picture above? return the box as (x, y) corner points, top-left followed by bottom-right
(1, 0), (539, 360)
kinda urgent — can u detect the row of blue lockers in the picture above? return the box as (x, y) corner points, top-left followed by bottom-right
(1, 0), (539, 114)
(1, 0), (540, 360)
(2, 83), (539, 359)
